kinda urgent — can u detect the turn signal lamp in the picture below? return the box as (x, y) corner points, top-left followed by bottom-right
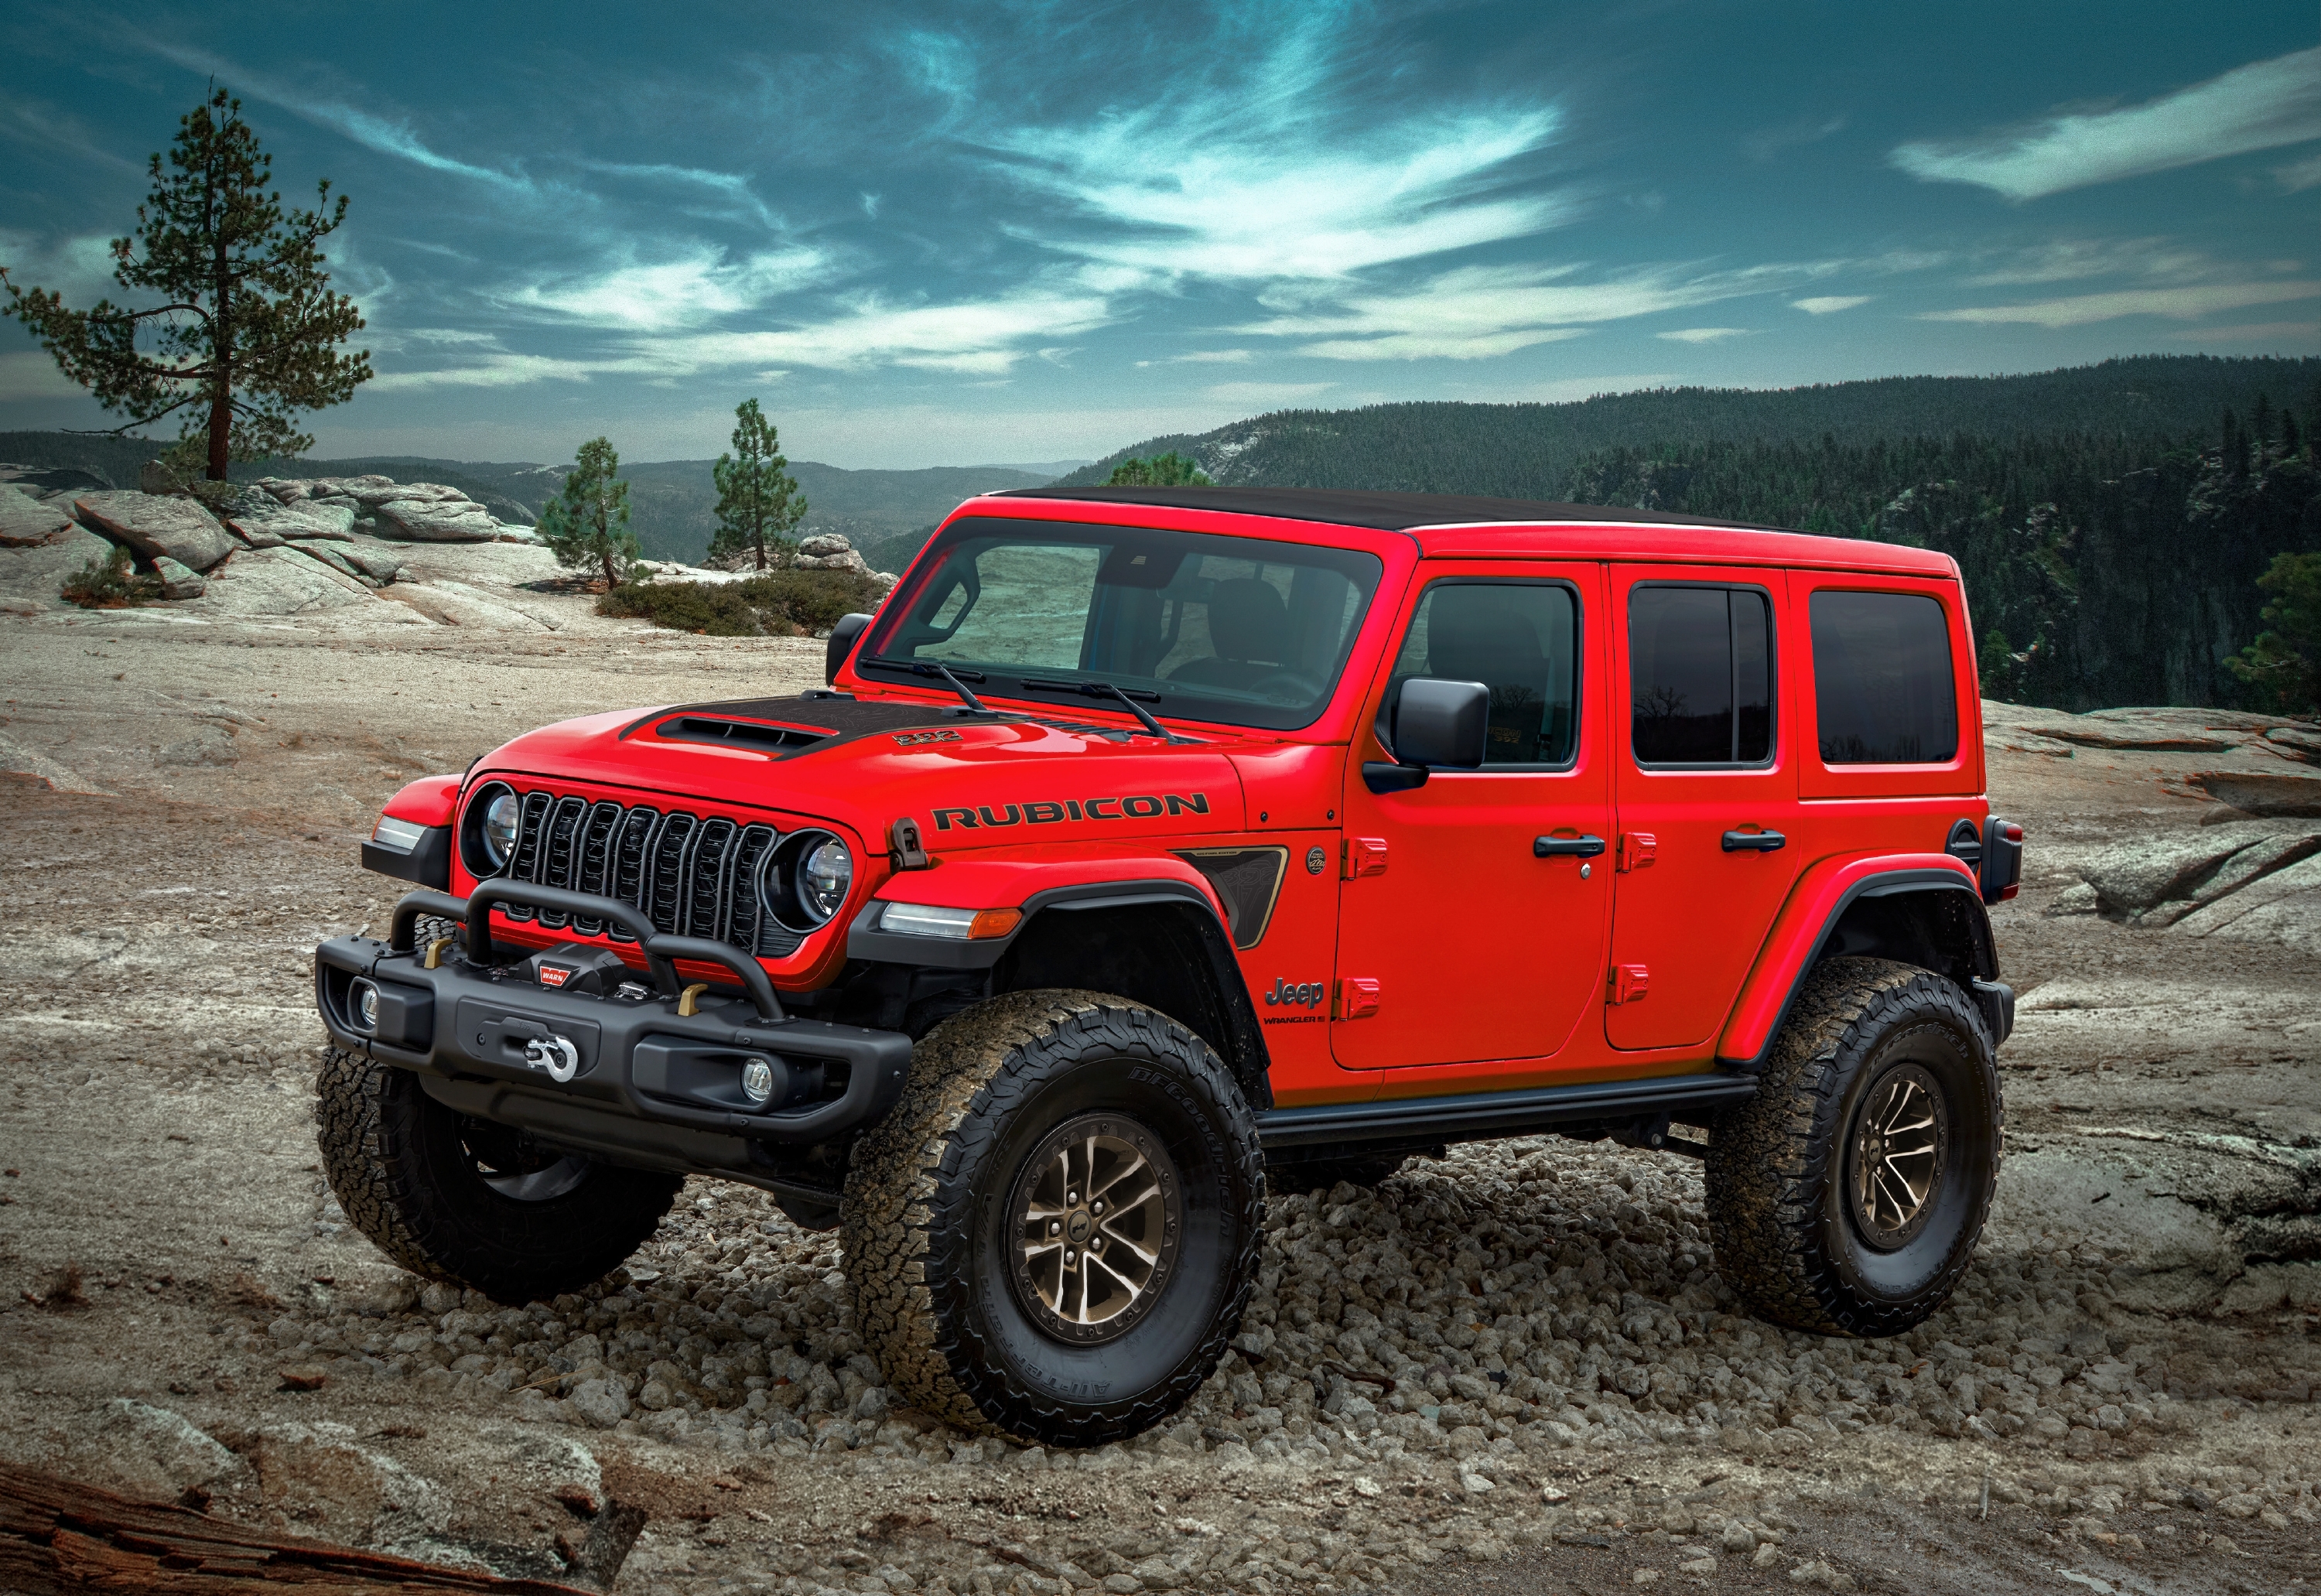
(880, 903), (1024, 940)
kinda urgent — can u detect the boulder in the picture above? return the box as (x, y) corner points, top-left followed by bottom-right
(186, 544), (374, 617)
(2080, 822), (2295, 915)
(150, 555), (206, 599)
(223, 497), (357, 543)
(794, 533), (869, 575)
(70, 490), (237, 572)
(372, 497), (500, 542)
(2191, 770), (2321, 816)
(290, 541), (379, 586)
(2265, 726), (2321, 766)
(0, 525), (116, 614)
(2174, 854), (2321, 949)
(0, 484), (73, 547)
(136, 459), (185, 495)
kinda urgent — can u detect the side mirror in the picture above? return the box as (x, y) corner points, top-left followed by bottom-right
(826, 613), (873, 684)
(1396, 678), (1490, 768)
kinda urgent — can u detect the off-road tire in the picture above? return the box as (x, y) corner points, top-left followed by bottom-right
(1266, 1153), (1409, 1194)
(843, 991), (1264, 1446)
(1705, 957), (2001, 1337)
(316, 1045), (681, 1305)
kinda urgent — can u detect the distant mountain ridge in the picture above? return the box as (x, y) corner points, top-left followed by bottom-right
(1053, 355), (2321, 496)
(0, 435), (1065, 566)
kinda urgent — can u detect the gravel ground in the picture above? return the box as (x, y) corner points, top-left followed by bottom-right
(2, 600), (2318, 1594)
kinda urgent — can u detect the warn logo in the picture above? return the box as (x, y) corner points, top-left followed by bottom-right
(931, 793), (1210, 832)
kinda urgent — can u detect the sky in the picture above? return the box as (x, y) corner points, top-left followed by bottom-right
(1, 2), (2316, 470)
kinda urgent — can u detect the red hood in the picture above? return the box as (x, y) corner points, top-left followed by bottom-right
(469, 691), (1263, 849)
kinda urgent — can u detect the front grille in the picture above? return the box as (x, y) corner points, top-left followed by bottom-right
(483, 790), (804, 959)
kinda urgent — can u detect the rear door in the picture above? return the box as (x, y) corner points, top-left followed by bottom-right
(1605, 566), (1803, 1051)
(1331, 563), (1613, 1070)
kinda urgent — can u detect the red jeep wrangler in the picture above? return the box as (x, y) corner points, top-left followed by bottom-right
(319, 487), (2022, 1444)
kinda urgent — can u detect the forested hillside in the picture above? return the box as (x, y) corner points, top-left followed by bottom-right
(1564, 411), (2319, 711)
(1058, 357), (2319, 493)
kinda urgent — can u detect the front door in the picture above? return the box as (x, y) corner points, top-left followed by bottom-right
(1331, 565), (1613, 1069)
(1605, 566), (1803, 1051)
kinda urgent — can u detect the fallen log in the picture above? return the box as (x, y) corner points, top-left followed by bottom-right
(0, 1463), (600, 1594)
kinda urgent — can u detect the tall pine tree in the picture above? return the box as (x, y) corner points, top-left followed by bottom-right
(538, 438), (638, 589)
(2, 87), (370, 483)
(709, 398), (806, 570)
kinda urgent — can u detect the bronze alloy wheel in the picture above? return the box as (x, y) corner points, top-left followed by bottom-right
(1008, 1113), (1182, 1344)
(1846, 1062), (1947, 1250)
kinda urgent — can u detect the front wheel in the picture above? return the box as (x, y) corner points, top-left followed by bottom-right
(1705, 958), (2001, 1338)
(316, 1046), (681, 1305)
(843, 991), (1264, 1445)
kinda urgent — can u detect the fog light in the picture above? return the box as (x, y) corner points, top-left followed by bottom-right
(740, 1058), (774, 1105)
(350, 978), (380, 1034)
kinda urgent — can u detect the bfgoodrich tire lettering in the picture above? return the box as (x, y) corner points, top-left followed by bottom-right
(843, 990), (1264, 1445)
(315, 1044), (680, 1304)
(1705, 957), (2001, 1337)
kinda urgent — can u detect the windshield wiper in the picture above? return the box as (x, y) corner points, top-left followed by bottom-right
(1019, 678), (1191, 743)
(860, 655), (993, 715)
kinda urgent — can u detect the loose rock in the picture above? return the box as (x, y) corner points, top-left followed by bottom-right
(71, 490), (238, 572)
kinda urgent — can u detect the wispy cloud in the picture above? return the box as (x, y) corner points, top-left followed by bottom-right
(978, 12), (1567, 282)
(1918, 280), (2321, 327)
(1743, 114), (1846, 163)
(1892, 46), (2321, 200)
(2277, 151), (2321, 193)
(1657, 327), (1750, 343)
(141, 39), (540, 194)
(505, 247), (836, 332)
(1791, 296), (1873, 315)
(1963, 238), (2219, 286)
(672, 292), (1114, 375)
(2167, 321), (2319, 343)
(579, 161), (784, 230)
(1203, 381), (1335, 405)
(1233, 260), (1847, 361)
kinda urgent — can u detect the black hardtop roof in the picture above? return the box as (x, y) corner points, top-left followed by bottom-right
(993, 484), (1789, 534)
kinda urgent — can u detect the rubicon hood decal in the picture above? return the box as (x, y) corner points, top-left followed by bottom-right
(931, 792), (1212, 831)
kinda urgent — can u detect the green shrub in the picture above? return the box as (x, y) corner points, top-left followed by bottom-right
(596, 568), (885, 637)
(60, 544), (156, 609)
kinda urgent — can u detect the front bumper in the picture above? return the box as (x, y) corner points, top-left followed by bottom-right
(315, 883), (913, 1192)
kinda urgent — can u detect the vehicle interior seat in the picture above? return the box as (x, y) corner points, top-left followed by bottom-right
(1167, 577), (1290, 690)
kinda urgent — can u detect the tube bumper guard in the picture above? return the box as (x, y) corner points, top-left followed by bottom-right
(314, 883), (914, 1166)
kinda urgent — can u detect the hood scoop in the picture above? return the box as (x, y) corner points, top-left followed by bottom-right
(653, 716), (832, 754)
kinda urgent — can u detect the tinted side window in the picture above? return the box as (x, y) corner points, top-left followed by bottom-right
(1385, 582), (1578, 765)
(1629, 586), (1774, 764)
(1810, 590), (1958, 764)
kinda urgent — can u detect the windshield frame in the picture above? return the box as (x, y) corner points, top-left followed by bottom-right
(856, 514), (1389, 733)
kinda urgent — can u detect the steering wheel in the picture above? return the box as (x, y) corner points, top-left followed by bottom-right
(1250, 669), (1324, 701)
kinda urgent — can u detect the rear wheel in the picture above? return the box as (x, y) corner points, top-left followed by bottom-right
(316, 1045), (680, 1304)
(1705, 957), (2000, 1337)
(843, 991), (1263, 1445)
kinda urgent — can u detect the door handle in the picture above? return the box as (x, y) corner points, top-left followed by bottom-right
(1722, 829), (1786, 853)
(1533, 835), (1607, 858)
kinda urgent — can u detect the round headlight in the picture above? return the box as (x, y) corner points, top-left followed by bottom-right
(800, 839), (853, 921)
(350, 978), (380, 1034)
(484, 793), (521, 867)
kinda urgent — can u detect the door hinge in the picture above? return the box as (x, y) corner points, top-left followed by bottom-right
(1342, 836), (1389, 879)
(1608, 963), (1649, 1004)
(1335, 977), (1381, 1020)
(1617, 832), (1656, 873)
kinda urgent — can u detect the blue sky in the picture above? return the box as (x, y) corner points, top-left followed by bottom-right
(2, 2), (2316, 468)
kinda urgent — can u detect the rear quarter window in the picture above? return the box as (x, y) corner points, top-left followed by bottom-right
(1809, 590), (1958, 764)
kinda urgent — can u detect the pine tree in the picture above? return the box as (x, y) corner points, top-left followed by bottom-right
(538, 438), (638, 589)
(1106, 452), (1213, 487)
(708, 398), (805, 571)
(1, 87), (370, 484)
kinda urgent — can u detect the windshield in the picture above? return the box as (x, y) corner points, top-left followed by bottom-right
(860, 516), (1385, 731)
